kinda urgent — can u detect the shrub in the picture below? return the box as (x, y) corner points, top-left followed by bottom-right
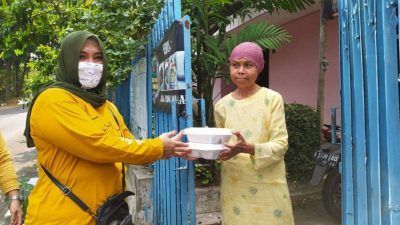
(194, 159), (221, 187)
(193, 103), (321, 186)
(284, 103), (321, 183)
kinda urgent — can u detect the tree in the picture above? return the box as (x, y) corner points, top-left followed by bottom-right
(72, 0), (163, 85)
(316, 0), (330, 128)
(0, 0), (315, 110)
(0, 0), (164, 101)
(0, 0), (80, 101)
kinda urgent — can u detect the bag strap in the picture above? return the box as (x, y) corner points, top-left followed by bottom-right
(40, 164), (98, 220)
(40, 106), (128, 220)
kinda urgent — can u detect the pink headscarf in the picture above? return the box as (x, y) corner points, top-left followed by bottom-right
(229, 42), (264, 73)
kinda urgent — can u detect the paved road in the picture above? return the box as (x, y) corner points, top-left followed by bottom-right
(0, 106), (36, 171)
(293, 198), (341, 225)
(0, 105), (37, 224)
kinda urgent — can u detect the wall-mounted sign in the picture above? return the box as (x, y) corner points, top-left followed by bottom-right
(153, 21), (186, 111)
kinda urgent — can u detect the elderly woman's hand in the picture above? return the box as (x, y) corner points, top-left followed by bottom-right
(218, 131), (255, 161)
(159, 130), (192, 159)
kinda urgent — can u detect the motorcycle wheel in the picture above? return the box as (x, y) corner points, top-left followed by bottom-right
(322, 168), (342, 220)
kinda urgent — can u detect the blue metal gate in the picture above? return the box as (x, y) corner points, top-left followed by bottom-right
(116, 1), (196, 224)
(339, 0), (400, 224)
(115, 75), (131, 126)
(147, 1), (196, 225)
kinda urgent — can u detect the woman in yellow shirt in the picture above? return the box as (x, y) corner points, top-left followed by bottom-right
(24, 31), (189, 225)
(0, 132), (23, 225)
(215, 42), (294, 225)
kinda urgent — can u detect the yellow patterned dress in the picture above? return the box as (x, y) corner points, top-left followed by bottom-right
(214, 87), (294, 225)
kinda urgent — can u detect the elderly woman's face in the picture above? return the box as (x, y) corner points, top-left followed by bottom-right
(79, 39), (104, 64)
(230, 58), (259, 89)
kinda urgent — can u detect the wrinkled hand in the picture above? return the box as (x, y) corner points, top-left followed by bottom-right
(218, 131), (254, 161)
(159, 130), (192, 159)
(9, 200), (23, 225)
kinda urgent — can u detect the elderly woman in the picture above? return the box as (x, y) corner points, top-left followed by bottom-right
(215, 42), (294, 225)
(24, 31), (189, 225)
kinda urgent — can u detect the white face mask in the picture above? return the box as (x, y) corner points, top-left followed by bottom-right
(78, 62), (103, 89)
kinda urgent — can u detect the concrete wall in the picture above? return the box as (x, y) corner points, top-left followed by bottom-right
(127, 166), (222, 225)
(269, 11), (340, 124)
(126, 165), (153, 225)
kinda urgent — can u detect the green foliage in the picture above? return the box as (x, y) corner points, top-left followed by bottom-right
(2, 164), (37, 223)
(226, 23), (291, 53)
(195, 166), (214, 186)
(21, 45), (57, 98)
(18, 177), (35, 217)
(237, 0), (315, 15)
(0, 0), (163, 99)
(195, 160), (221, 187)
(19, 165), (37, 218)
(284, 103), (321, 183)
(23, 71), (54, 99)
(73, 0), (163, 85)
(29, 45), (58, 77)
(0, 0), (74, 99)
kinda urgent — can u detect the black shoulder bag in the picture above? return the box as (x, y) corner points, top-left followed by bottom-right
(41, 164), (134, 225)
(40, 107), (134, 225)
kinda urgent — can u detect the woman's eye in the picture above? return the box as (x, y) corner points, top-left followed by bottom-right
(246, 63), (255, 69)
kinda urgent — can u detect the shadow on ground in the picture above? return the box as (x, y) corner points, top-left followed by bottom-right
(17, 164), (38, 178)
(13, 148), (37, 166)
(0, 106), (27, 116)
(293, 198), (341, 225)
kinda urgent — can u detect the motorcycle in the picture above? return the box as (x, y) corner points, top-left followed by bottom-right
(310, 123), (342, 220)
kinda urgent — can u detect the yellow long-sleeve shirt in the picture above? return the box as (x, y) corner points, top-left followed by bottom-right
(214, 87), (294, 225)
(0, 132), (19, 195)
(25, 88), (163, 225)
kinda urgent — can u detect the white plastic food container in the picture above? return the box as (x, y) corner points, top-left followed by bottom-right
(183, 127), (232, 144)
(188, 143), (227, 160)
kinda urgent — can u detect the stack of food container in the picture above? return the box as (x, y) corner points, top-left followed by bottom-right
(183, 127), (232, 160)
